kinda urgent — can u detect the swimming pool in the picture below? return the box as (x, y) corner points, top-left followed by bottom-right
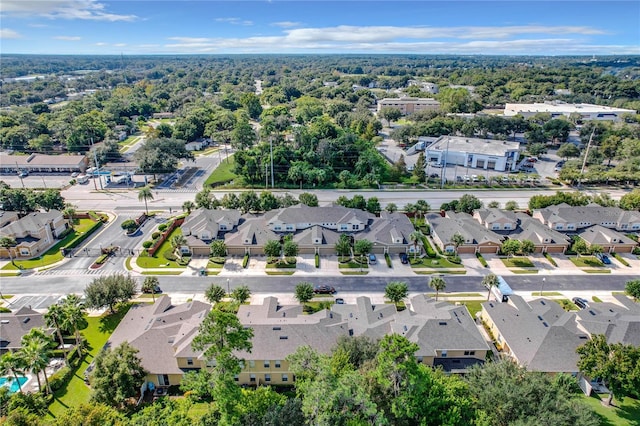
(0, 376), (28, 393)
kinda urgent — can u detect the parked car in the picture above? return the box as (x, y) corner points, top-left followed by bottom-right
(313, 285), (336, 294)
(143, 285), (162, 294)
(334, 298), (345, 304)
(595, 253), (611, 265)
(572, 297), (589, 310)
(18, 170), (29, 178)
(399, 253), (409, 264)
(368, 253), (377, 264)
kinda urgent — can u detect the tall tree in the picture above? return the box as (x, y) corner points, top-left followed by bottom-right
(84, 273), (137, 314)
(142, 276), (160, 302)
(413, 152), (426, 182)
(60, 294), (86, 355)
(626, 279), (640, 302)
(205, 283), (227, 303)
(429, 276), (447, 301)
(0, 236), (17, 264)
(231, 285), (251, 304)
(294, 282), (314, 304)
(409, 230), (424, 259)
(20, 328), (54, 394)
(482, 273), (499, 300)
(451, 232), (465, 254)
(89, 342), (147, 408)
(137, 186), (153, 215)
(44, 303), (70, 365)
(385, 281), (409, 304)
(0, 352), (25, 394)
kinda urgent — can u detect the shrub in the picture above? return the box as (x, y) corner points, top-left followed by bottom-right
(385, 253), (392, 268)
(475, 252), (488, 267)
(142, 240), (153, 249)
(315, 253), (320, 268)
(242, 253), (250, 268)
(95, 254), (108, 264)
(48, 366), (72, 392)
(121, 219), (137, 232)
(284, 256), (297, 264)
(0, 306), (11, 313)
(66, 221), (103, 249)
(158, 223), (168, 232)
(447, 254), (462, 264)
(543, 252), (558, 267)
(210, 256), (226, 264)
(633, 247), (640, 255)
(163, 249), (178, 261)
(611, 252), (630, 267)
(421, 236), (437, 258)
(266, 256), (279, 265)
(152, 231), (161, 240)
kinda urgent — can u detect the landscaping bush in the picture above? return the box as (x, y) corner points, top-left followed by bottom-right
(338, 256), (351, 263)
(158, 223), (168, 232)
(633, 247), (640, 255)
(210, 256), (226, 264)
(242, 254), (249, 268)
(421, 236), (437, 258)
(177, 257), (190, 266)
(475, 252), (488, 267)
(446, 254), (462, 264)
(284, 256), (297, 264)
(0, 306), (11, 313)
(142, 240), (154, 249)
(152, 231), (161, 240)
(267, 256), (280, 265)
(66, 220), (103, 249)
(315, 253), (320, 268)
(95, 254), (109, 264)
(385, 253), (392, 268)
(611, 252), (630, 267)
(163, 249), (178, 261)
(48, 366), (72, 392)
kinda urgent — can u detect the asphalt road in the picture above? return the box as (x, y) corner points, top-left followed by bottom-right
(1, 274), (634, 296)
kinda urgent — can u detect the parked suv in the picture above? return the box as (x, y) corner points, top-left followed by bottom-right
(399, 253), (409, 264)
(595, 253), (611, 265)
(572, 297), (589, 310)
(313, 285), (336, 294)
(368, 253), (377, 264)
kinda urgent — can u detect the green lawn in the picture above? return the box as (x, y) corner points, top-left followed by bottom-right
(581, 394), (640, 426)
(136, 228), (185, 269)
(414, 270), (467, 275)
(438, 293), (483, 298)
(3, 219), (99, 270)
(48, 304), (132, 418)
(592, 296), (603, 303)
(557, 299), (579, 311)
(569, 256), (604, 267)
(410, 257), (464, 268)
(338, 261), (368, 269)
(204, 155), (238, 187)
(585, 269), (612, 274)
(533, 291), (562, 296)
(458, 301), (484, 317)
(501, 257), (535, 268)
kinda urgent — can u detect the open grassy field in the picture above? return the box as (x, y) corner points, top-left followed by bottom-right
(204, 155), (238, 187)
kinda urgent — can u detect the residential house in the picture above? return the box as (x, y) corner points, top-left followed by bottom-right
(578, 225), (638, 254)
(361, 211), (418, 254)
(181, 209), (241, 256)
(0, 307), (54, 354)
(480, 294), (640, 374)
(224, 216), (280, 256)
(473, 209), (571, 253)
(0, 211), (19, 228)
(0, 210), (67, 259)
(426, 211), (503, 254)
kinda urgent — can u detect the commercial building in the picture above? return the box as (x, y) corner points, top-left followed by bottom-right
(423, 136), (520, 172)
(504, 102), (636, 121)
(376, 97), (440, 116)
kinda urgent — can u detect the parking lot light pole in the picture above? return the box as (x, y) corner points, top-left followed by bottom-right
(540, 277), (546, 296)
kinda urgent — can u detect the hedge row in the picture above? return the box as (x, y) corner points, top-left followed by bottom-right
(66, 220), (104, 249)
(475, 252), (489, 267)
(315, 253), (320, 268)
(242, 254), (250, 268)
(421, 236), (437, 258)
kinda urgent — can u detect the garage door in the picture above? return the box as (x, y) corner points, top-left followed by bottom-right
(487, 161), (496, 170)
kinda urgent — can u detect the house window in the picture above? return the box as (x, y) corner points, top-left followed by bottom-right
(265, 374), (271, 382)
(492, 224), (500, 230)
(286, 226), (294, 231)
(632, 224), (640, 230)
(464, 351), (476, 356)
(187, 357), (194, 366)
(340, 225), (348, 231)
(416, 356), (424, 363)
(275, 360), (281, 368)
(352, 224), (359, 230)
(264, 360), (270, 368)
(504, 224), (511, 230)
(234, 374), (239, 381)
(441, 350), (447, 358)
(556, 224), (563, 230)
(282, 374), (288, 382)
(274, 226), (281, 231)
(20, 248), (29, 256)
(567, 225), (575, 230)
(158, 374), (170, 386)
(250, 374), (256, 382)
(249, 360), (255, 368)
(220, 225), (227, 231)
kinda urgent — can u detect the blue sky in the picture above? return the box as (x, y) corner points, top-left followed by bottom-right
(1, 1), (639, 55)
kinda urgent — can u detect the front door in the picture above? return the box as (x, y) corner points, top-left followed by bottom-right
(158, 374), (170, 386)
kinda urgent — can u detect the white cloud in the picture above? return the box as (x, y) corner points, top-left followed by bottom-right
(271, 21), (302, 28)
(0, 0), (137, 21)
(0, 28), (21, 39)
(54, 35), (81, 41)
(114, 43), (126, 47)
(95, 42), (107, 46)
(215, 17), (253, 26)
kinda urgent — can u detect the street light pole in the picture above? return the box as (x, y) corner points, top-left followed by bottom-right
(540, 277), (546, 296)
(226, 278), (230, 296)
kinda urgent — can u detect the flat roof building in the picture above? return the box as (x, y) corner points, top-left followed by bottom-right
(377, 97), (440, 115)
(423, 136), (520, 172)
(504, 102), (636, 121)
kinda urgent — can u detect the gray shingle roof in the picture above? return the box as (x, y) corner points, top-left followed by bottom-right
(265, 204), (374, 227)
(182, 208), (241, 237)
(0, 210), (63, 238)
(535, 204), (640, 229)
(427, 212), (503, 246)
(578, 225), (637, 246)
(0, 307), (53, 352)
(503, 213), (571, 246)
(361, 211), (416, 246)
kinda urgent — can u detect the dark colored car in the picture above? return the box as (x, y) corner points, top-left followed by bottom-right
(334, 298), (345, 304)
(313, 285), (336, 294)
(143, 285), (162, 294)
(572, 297), (589, 310)
(368, 253), (377, 264)
(596, 253), (611, 264)
(399, 253), (409, 264)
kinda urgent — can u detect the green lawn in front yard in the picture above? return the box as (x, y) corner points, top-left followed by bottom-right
(410, 256), (464, 268)
(136, 228), (184, 269)
(458, 301), (484, 317)
(569, 256), (604, 267)
(500, 257), (535, 268)
(338, 261), (368, 269)
(581, 394), (640, 426)
(533, 292), (562, 296)
(3, 219), (98, 270)
(557, 299), (579, 311)
(204, 155), (238, 187)
(48, 303), (133, 418)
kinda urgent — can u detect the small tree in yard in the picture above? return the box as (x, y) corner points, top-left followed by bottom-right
(210, 240), (227, 257)
(0, 236), (17, 264)
(84, 273), (137, 313)
(90, 342), (147, 408)
(335, 234), (352, 257)
(205, 283), (227, 303)
(385, 281), (409, 304)
(409, 230), (424, 259)
(232, 285), (251, 304)
(626, 279), (640, 301)
(451, 232), (465, 254)
(520, 239), (535, 256)
(142, 276), (160, 302)
(482, 273), (499, 300)
(295, 282), (314, 304)
(353, 239), (373, 258)
(501, 239), (521, 258)
(120, 219), (138, 233)
(283, 240), (299, 257)
(429, 276), (447, 301)
(264, 240), (282, 258)
(572, 238), (589, 258)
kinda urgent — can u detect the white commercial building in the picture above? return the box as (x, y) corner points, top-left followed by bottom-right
(423, 136), (520, 172)
(377, 97), (440, 115)
(504, 102), (636, 121)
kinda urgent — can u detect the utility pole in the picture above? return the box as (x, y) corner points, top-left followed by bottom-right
(91, 138), (103, 190)
(15, 162), (25, 188)
(580, 127), (596, 182)
(270, 138), (274, 188)
(440, 137), (450, 189)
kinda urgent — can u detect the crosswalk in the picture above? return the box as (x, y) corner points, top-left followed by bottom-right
(36, 268), (114, 276)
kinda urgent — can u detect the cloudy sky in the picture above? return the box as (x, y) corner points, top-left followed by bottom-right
(1, 0), (639, 55)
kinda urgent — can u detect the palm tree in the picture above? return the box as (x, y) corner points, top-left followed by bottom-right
(482, 273), (499, 301)
(138, 186), (154, 215)
(142, 276), (160, 302)
(451, 232), (465, 254)
(0, 236), (17, 265)
(0, 352), (25, 394)
(429, 276), (447, 301)
(20, 328), (54, 394)
(62, 203), (77, 229)
(60, 294), (86, 355)
(182, 200), (196, 214)
(415, 199), (430, 222)
(170, 234), (187, 255)
(409, 230), (424, 260)
(44, 303), (69, 365)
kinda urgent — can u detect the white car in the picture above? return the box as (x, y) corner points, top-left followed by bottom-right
(71, 172), (79, 178)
